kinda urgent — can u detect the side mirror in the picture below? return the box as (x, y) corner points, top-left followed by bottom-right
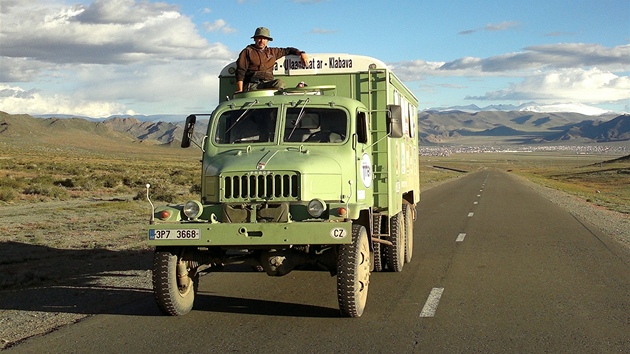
(181, 114), (197, 148)
(387, 105), (403, 138)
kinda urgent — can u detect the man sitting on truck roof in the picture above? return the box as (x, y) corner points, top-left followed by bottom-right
(235, 27), (309, 94)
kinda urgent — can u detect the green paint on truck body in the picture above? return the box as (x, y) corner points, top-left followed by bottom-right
(148, 53), (419, 249)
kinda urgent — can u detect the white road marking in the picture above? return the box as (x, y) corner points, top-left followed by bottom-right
(420, 287), (445, 317)
(468, 212), (474, 217)
(456, 233), (466, 242)
(477, 194), (481, 197)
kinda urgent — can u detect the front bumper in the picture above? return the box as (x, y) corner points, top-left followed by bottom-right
(147, 220), (352, 247)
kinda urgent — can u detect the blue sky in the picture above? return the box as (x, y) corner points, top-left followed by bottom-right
(0, 0), (628, 117)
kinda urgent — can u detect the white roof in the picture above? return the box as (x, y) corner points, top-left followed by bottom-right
(219, 53), (389, 77)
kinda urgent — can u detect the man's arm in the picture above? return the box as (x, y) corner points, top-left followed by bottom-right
(277, 47), (309, 66)
(299, 52), (309, 66)
(235, 48), (249, 93)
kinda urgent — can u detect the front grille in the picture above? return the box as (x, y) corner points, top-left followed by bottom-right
(222, 172), (300, 201)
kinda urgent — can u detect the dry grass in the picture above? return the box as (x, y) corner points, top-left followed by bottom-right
(0, 138), (203, 288)
(0, 140), (201, 204)
(421, 151), (630, 214)
(1, 135), (628, 289)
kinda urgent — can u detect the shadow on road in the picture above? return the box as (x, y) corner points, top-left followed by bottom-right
(0, 242), (339, 318)
(0, 241), (157, 316)
(194, 293), (340, 318)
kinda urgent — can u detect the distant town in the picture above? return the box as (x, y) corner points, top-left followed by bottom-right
(420, 145), (629, 157)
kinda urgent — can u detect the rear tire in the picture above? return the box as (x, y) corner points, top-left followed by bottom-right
(386, 212), (405, 272)
(372, 214), (383, 272)
(152, 247), (199, 316)
(403, 203), (414, 263)
(337, 225), (371, 317)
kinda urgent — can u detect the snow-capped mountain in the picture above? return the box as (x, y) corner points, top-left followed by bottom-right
(426, 102), (616, 116)
(517, 103), (612, 116)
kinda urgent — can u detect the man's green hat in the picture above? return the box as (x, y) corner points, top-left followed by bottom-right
(252, 27), (273, 41)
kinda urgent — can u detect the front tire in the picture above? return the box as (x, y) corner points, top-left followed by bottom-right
(337, 225), (371, 317)
(152, 247), (199, 316)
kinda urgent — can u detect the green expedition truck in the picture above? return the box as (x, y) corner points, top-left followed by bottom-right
(147, 53), (419, 317)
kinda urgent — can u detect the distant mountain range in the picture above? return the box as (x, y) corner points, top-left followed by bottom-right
(2, 110), (629, 148)
(418, 110), (629, 144)
(33, 113), (185, 123)
(0, 112), (203, 148)
(426, 102), (617, 116)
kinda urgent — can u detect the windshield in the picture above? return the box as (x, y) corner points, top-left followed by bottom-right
(213, 107), (348, 144)
(214, 108), (277, 144)
(284, 108), (347, 143)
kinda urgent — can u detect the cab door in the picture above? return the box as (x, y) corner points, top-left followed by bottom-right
(354, 110), (374, 207)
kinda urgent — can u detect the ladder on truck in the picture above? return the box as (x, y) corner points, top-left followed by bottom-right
(361, 68), (390, 212)
(359, 68), (392, 249)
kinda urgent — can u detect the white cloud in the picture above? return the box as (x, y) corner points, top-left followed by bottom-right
(0, 0), (235, 116)
(466, 68), (630, 104)
(1, 0), (231, 64)
(390, 43), (630, 107)
(0, 55), (231, 116)
(204, 19), (237, 34)
(393, 43), (630, 78)
(480, 43), (630, 72)
(0, 84), (131, 117)
(389, 60), (445, 81)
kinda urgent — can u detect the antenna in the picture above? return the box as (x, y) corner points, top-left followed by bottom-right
(146, 184), (155, 224)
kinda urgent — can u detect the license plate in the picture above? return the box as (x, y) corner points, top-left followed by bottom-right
(149, 229), (201, 240)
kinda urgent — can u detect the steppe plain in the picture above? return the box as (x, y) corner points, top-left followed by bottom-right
(0, 131), (629, 349)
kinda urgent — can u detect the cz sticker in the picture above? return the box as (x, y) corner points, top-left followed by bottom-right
(330, 227), (347, 239)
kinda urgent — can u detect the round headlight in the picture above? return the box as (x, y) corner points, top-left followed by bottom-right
(183, 200), (203, 220)
(307, 199), (327, 217)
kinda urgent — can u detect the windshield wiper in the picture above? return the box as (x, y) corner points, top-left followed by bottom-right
(225, 100), (259, 134)
(287, 98), (310, 141)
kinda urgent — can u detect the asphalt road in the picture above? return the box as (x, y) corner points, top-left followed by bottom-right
(8, 171), (630, 353)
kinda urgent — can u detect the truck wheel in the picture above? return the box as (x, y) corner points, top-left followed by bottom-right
(337, 224), (371, 317)
(403, 203), (414, 263)
(386, 212), (405, 272)
(372, 242), (383, 272)
(152, 247), (198, 316)
(372, 214), (383, 272)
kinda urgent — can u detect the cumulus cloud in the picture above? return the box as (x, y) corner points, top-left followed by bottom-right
(465, 68), (630, 104)
(479, 43), (630, 72)
(405, 43), (630, 75)
(389, 60), (445, 81)
(390, 43), (630, 106)
(0, 84), (131, 117)
(1, 0), (232, 64)
(0, 0), (235, 116)
(392, 43), (630, 80)
(204, 19), (237, 34)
